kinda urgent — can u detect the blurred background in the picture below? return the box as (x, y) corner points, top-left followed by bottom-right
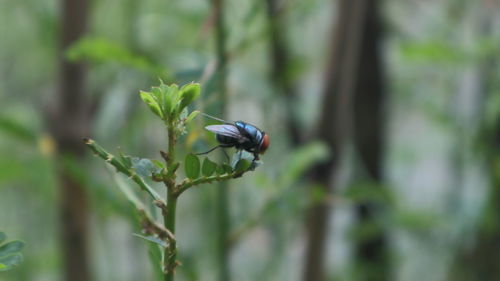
(1, 0), (500, 280)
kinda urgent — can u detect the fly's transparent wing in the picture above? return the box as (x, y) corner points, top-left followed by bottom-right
(205, 125), (248, 141)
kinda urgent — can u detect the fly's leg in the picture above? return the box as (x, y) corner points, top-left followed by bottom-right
(222, 149), (230, 163)
(196, 144), (232, 157)
(253, 152), (259, 162)
(195, 145), (223, 155)
(249, 152), (260, 169)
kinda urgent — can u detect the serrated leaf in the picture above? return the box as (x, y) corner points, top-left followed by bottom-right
(185, 110), (200, 123)
(140, 91), (163, 118)
(133, 233), (167, 248)
(234, 159), (251, 173)
(202, 158), (217, 177)
(0, 241), (25, 257)
(184, 154), (200, 179)
(179, 83), (201, 110)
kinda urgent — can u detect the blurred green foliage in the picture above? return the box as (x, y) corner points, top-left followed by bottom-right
(0, 0), (499, 280)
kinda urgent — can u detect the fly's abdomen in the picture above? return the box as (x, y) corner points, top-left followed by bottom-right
(216, 134), (238, 146)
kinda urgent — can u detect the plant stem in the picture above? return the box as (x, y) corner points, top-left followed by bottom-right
(164, 190), (178, 281)
(164, 124), (178, 281)
(175, 171), (245, 195)
(84, 138), (163, 201)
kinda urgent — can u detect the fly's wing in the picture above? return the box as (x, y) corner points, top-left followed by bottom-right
(205, 124), (249, 142)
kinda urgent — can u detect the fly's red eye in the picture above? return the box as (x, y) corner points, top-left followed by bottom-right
(259, 134), (270, 154)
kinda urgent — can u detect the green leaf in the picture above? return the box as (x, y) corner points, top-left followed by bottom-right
(0, 233), (24, 272)
(184, 154), (200, 179)
(222, 164), (233, 174)
(343, 182), (392, 205)
(111, 171), (145, 210)
(202, 158), (217, 177)
(185, 110), (200, 123)
(0, 117), (36, 143)
(234, 159), (251, 173)
(216, 165), (226, 175)
(151, 87), (168, 115)
(0, 241), (25, 257)
(179, 83), (201, 110)
(165, 84), (180, 116)
(65, 37), (166, 76)
(140, 91), (163, 118)
(279, 141), (330, 187)
(131, 158), (161, 179)
(147, 242), (164, 280)
(154, 84), (175, 118)
(152, 160), (166, 169)
(133, 233), (167, 248)
(393, 210), (440, 232)
(0, 254), (23, 271)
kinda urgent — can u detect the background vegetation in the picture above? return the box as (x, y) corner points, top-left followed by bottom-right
(0, 0), (499, 281)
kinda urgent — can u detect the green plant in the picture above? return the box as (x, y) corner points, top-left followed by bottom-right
(0, 232), (25, 272)
(84, 82), (255, 281)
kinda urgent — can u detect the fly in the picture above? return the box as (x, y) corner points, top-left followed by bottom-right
(196, 113), (270, 163)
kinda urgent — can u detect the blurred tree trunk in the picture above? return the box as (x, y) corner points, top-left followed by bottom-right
(449, 5), (499, 280)
(213, 0), (230, 280)
(451, 21), (500, 281)
(460, 119), (500, 280)
(302, 0), (368, 280)
(265, 0), (301, 145)
(452, 93), (500, 281)
(351, 0), (389, 280)
(49, 0), (92, 280)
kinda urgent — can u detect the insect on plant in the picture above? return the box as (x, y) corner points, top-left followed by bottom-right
(196, 112), (270, 163)
(84, 82), (261, 281)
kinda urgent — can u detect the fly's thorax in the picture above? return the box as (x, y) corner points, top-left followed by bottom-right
(235, 121), (263, 144)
